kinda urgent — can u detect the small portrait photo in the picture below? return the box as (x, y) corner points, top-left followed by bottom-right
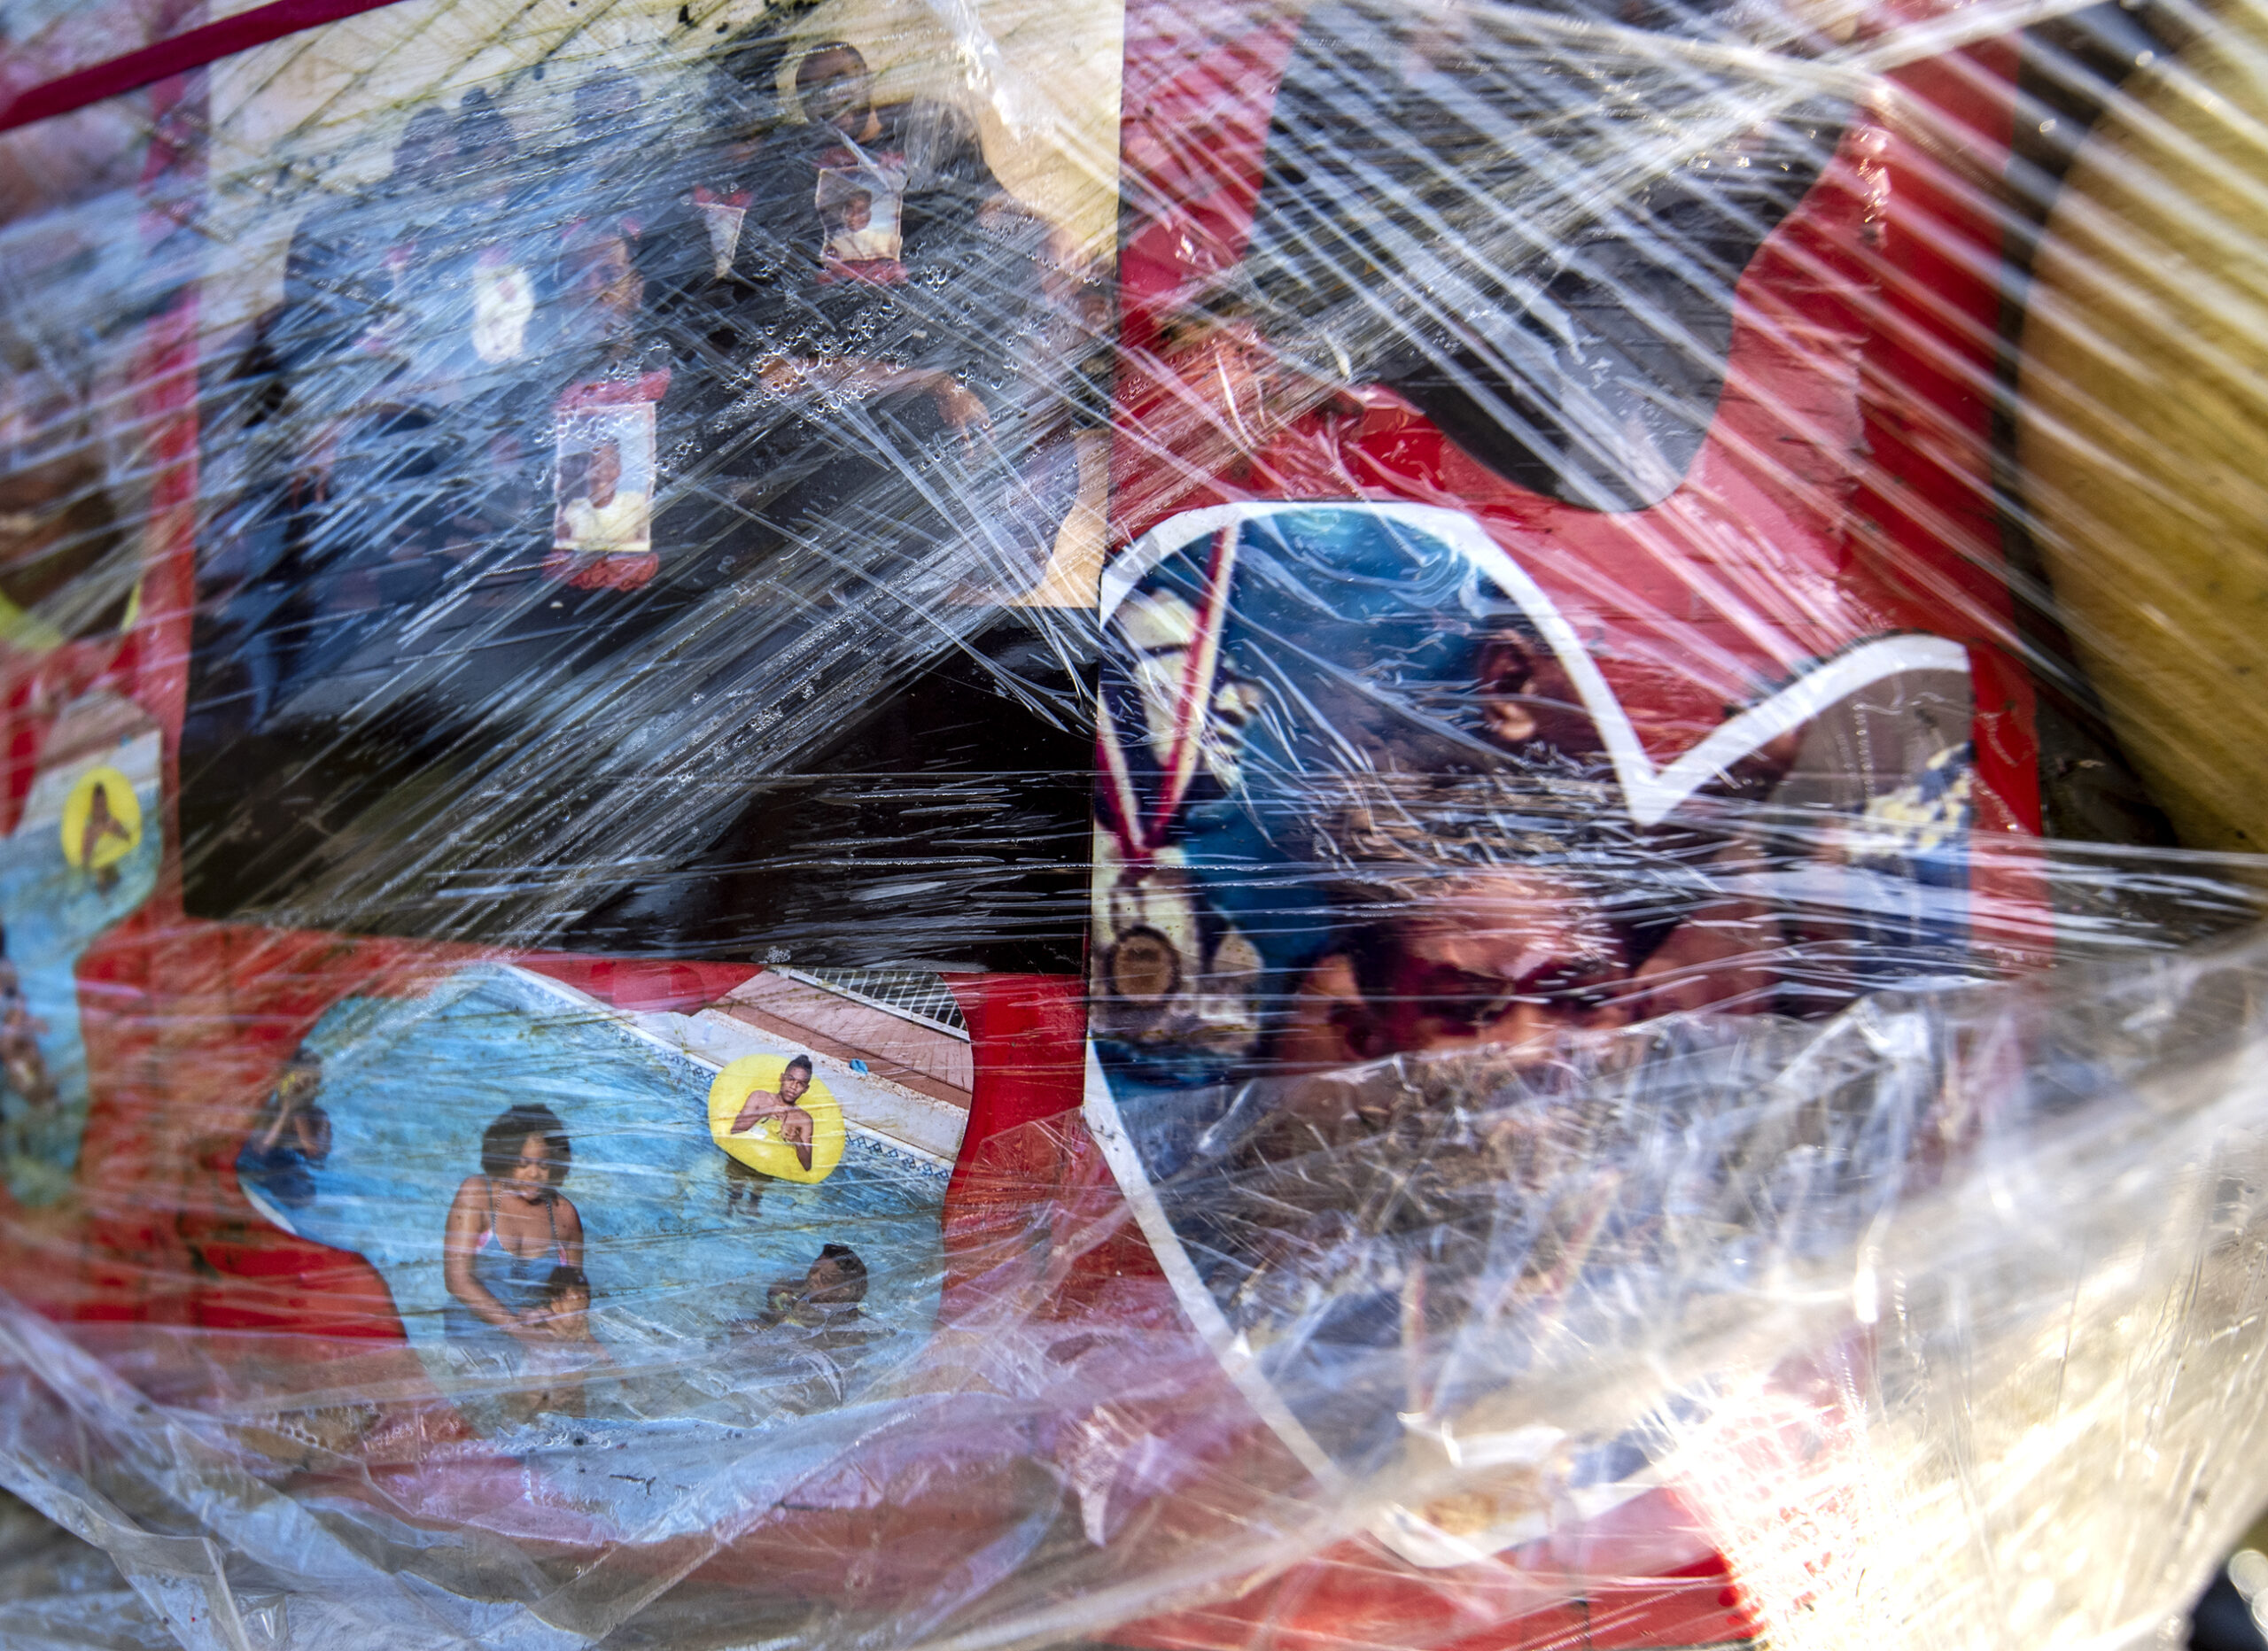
(470, 244), (534, 366)
(815, 156), (905, 267)
(693, 185), (750, 282)
(552, 403), (656, 558)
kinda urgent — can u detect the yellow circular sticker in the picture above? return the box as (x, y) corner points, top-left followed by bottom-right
(707, 1053), (845, 1184)
(59, 765), (141, 872)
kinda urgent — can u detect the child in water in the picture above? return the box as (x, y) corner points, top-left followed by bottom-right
(0, 944), (53, 1113)
(510, 1265), (612, 1422)
(237, 1046), (330, 1212)
(718, 1244), (874, 1414)
(723, 1054), (818, 1217)
(732, 1244), (870, 1355)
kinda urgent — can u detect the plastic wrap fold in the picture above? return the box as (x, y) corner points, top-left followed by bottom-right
(0, 0), (2264, 1643)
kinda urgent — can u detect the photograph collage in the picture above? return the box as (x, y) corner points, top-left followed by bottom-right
(0, 0), (1115, 1492)
(0, 0), (2026, 1523)
(0, 0), (2241, 1640)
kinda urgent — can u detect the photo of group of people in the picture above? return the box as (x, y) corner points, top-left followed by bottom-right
(178, 0), (1111, 969)
(1084, 501), (1985, 1508)
(236, 964), (949, 1446)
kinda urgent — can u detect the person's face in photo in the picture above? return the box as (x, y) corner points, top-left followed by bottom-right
(393, 110), (454, 185)
(586, 441), (622, 508)
(1291, 869), (1635, 1067)
(836, 190), (873, 234)
(805, 1256), (857, 1306)
(1473, 632), (1601, 756)
(778, 1066), (811, 1105)
(799, 46), (874, 136)
(569, 235), (641, 325)
(506, 1132), (554, 1198)
(542, 1283), (591, 1336)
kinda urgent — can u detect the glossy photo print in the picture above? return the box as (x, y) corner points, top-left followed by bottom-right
(1072, 0), (2062, 1565)
(1082, 501), (1985, 1553)
(549, 389), (662, 585)
(177, 0), (1120, 970)
(234, 960), (968, 1453)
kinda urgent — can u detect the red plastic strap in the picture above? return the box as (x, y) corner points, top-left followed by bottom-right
(0, 0), (408, 135)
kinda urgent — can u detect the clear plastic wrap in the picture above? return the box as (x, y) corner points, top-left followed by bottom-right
(0, 0), (2266, 1645)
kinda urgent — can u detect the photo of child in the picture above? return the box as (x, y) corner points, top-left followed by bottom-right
(234, 963), (954, 1463)
(723, 1052), (817, 1218)
(552, 404), (655, 559)
(508, 1264), (614, 1422)
(815, 153), (905, 269)
(237, 1045), (332, 1221)
(64, 768), (137, 888)
(724, 1244), (874, 1414)
(733, 1244), (869, 1350)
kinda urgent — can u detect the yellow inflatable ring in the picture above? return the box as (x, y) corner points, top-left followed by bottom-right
(708, 1054), (845, 1184)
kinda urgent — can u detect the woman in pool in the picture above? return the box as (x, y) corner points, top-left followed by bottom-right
(443, 1104), (585, 1371)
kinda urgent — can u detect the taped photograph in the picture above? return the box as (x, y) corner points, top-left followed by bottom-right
(176, 0), (1119, 969)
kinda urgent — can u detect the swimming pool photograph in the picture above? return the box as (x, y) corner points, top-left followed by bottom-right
(236, 962), (960, 1469)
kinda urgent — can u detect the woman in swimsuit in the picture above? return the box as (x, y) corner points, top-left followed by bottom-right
(443, 1104), (585, 1371)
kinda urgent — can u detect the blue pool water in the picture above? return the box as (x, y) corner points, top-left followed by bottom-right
(0, 762), (161, 1207)
(272, 965), (949, 1428)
